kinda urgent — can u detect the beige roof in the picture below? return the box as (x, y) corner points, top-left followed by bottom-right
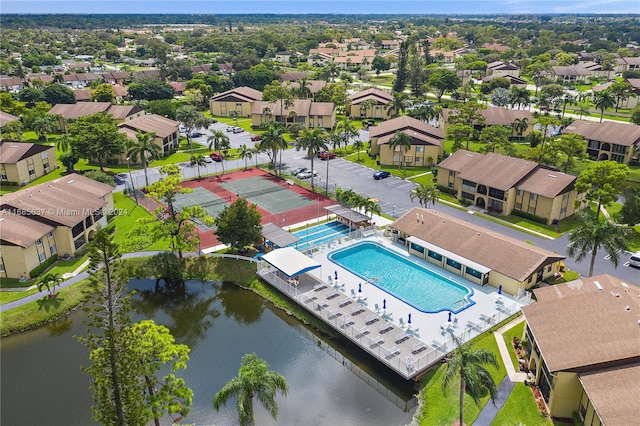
(391, 208), (564, 282)
(563, 120), (640, 147)
(522, 274), (640, 372)
(578, 363), (640, 426)
(0, 210), (54, 248)
(440, 106), (532, 127)
(48, 103), (142, 121)
(0, 111), (19, 127)
(210, 86), (263, 103)
(251, 99), (334, 117)
(369, 116), (444, 141)
(348, 88), (393, 104)
(73, 89), (92, 101)
(436, 149), (480, 172)
(515, 168), (575, 198)
(0, 141), (54, 164)
(309, 102), (335, 116)
(376, 131), (442, 147)
(0, 173), (112, 227)
(457, 151), (538, 191)
(118, 114), (178, 138)
(283, 80), (327, 94)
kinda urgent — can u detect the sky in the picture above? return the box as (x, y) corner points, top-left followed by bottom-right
(2, 1), (639, 15)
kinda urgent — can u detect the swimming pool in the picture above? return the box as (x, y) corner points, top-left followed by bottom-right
(329, 241), (474, 313)
(290, 221), (351, 251)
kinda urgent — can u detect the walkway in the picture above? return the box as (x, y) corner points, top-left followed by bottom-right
(472, 316), (528, 425)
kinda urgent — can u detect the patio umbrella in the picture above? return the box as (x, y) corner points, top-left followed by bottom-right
(383, 299), (386, 310)
(335, 270), (338, 280)
(358, 283), (362, 293)
(448, 312), (452, 322)
(408, 313), (412, 324)
(498, 284), (503, 295)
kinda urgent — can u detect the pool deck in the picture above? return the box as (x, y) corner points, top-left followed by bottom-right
(257, 229), (532, 380)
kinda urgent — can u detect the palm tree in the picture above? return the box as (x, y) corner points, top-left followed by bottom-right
(386, 92), (409, 118)
(30, 114), (58, 142)
(37, 272), (63, 297)
(238, 144), (253, 170)
(337, 117), (358, 150)
(176, 105), (211, 161)
(296, 128), (328, 189)
(187, 154), (205, 179)
(410, 184), (440, 208)
(567, 211), (630, 277)
(127, 131), (162, 187)
(593, 90), (616, 123)
(207, 130), (231, 176)
(213, 353), (288, 426)
(230, 109), (240, 127)
(578, 104), (591, 120)
(260, 123), (286, 175)
(561, 93), (576, 117)
(388, 131), (412, 170)
(512, 117), (529, 140)
(509, 87), (530, 110)
(297, 79), (311, 99)
(352, 139), (364, 161)
(261, 106), (272, 126)
(442, 337), (499, 426)
(364, 198), (381, 219)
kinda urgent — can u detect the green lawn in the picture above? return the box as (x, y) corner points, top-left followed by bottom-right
(418, 327), (508, 425)
(502, 319), (525, 371)
(110, 192), (170, 251)
(492, 383), (554, 426)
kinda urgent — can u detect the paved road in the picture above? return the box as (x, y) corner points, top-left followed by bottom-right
(115, 129), (640, 285)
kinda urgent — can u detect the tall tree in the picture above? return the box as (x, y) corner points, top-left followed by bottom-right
(550, 133), (587, 174)
(129, 165), (213, 258)
(446, 123), (475, 151)
(68, 112), (127, 170)
(190, 154), (208, 180)
(593, 90), (616, 123)
(258, 123), (286, 175)
(126, 131), (161, 187)
(609, 81), (637, 112)
(296, 128), (328, 189)
(176, 105), (212, 161)
(91, 83), (116, 103)
(392, 41), (409, 93)
(574, 161), (629, 219)
(386, 91), (409, 118)
(427, 69), (461, 103)
(207, 130), (231, 176)
(238, 144), (253, 170)
(479, 126), (514, 155)
(442, 337), (499, 426)
(214, 198), (262, 253)
(410, 184), (440, 208)
(512, 117), (529, 140)
(567, 211), (630, 277)
(43, 84), (76, 105)
(213, 353), (288, 426)
(388, 131), (412, 170)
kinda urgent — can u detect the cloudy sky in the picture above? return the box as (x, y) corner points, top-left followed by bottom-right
(3, 1), (639, 15)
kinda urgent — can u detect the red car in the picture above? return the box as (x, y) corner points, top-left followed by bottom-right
(251, 135), (263, 141)
(210, 152), (223, 162)
(319, 151), (336, 160)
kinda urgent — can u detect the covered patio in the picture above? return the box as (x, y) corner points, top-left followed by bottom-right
(261, 222), (300, 249)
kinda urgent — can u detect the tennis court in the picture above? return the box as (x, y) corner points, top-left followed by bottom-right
(173, 187), (231, 231)
(219, 176), (314, 214)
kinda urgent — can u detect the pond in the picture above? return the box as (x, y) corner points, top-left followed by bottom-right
(1, 279), (418, 425)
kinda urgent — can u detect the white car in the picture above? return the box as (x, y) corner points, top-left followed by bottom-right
(629, 251), (640, 268)
(204, 156), (214, 163)
(298, 170), (317, 179)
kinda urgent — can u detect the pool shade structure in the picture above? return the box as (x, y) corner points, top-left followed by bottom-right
(261, 222), (300, 248)
(260, 247), (321, 278)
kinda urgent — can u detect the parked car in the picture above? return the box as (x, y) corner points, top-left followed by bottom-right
(203, 156), (214, 164)
(210, 152), (223, 162)
(318, 151), (336, 160)
(226, 126), (236, 132)
(191, 131), (203, 138)
(291, 167), (308, 177)
(373, 170), (391, 180)
(298, 170), (317, 179)
(232, 127), (245, 134)
(251, 134), (263, 141)
(629, 251), (640, 268)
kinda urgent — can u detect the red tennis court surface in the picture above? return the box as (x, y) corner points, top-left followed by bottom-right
(179, 168), (336, 249)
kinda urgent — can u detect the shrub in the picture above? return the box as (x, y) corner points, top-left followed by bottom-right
(29, 254), (58, 278)
(437, 185), (457, 196)
(511, 209), (549, 225)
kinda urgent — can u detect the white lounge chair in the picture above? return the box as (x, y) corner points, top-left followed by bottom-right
(399, 318), (406, 328)
(374, 303), (380, 313)
(412, 342), (427, 354)
(365, 314), (379, 325)
(383, 346), (399, 359)
(394, 332), (409, 344)
(370, 336), (384, 348)
(354, 327), (369, 338)
(379, 323), (394, 334)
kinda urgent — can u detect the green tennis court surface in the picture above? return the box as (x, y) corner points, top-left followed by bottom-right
(173, 187), (230, 230)
(219, 176), (314, 214)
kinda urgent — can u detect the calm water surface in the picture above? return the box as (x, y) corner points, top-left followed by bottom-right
(1, 279), (417, 425)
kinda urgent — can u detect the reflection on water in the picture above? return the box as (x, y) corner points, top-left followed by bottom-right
(1, 279), (418, 425)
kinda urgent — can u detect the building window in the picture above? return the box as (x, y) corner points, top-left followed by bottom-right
(446, 258), (462, 270)
(427, 250), (442, 261)
(41, 151), (49, 159)
(1, 174), (7, 181)
(50, 245), (56, 255)
(489, 187), (505, 200)
(38, 252), (46, 263)
(517, 189), (523, 196)
(449, 170), (455, 177)
(29, 169), (35, 176)
(466, 267), (482, 279)
(74, 235), (86, 250)
(72, 222), (84, 238)
(530, 193), (537, 200)
(416, 146), (424, 153)
(528, 276), (533, 283)
(410, 242), (425, 253)
(547, 265), (552, 272)
(461, 191), (475, 201)
(48, 231), (54, 238)
(36, 238), (43, 246)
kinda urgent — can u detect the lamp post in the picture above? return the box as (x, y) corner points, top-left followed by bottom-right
(392, 204), (396, 218)
(126, 157), (138, 205)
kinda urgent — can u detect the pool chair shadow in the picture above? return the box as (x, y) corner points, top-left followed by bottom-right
(399, 318), (406, 328)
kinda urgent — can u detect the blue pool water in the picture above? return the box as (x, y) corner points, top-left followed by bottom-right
(290, 221), (351, 251)
(329, 242), (474, 313)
